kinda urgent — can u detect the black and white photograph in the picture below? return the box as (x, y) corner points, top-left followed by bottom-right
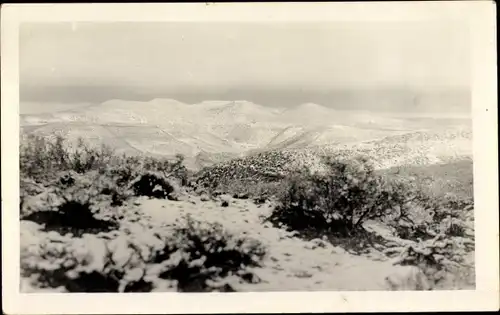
(2, 2), (498, 314)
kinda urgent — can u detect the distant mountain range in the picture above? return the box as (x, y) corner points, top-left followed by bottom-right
(20, 98), (472, 170)
(21, 85), (471, 113)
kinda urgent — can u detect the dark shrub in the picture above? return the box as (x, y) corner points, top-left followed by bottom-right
(22, 200), (118, 237)
(64, 271), (122, 292)
(268, 156), (416, 236)
(59, 172), (76, 187)
(233, 192), (250, 199)
(21, 171), (122, 236)
(130, 172), (175, 199)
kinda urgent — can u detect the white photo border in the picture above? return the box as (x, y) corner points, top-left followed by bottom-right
(2, 2), (498, 314)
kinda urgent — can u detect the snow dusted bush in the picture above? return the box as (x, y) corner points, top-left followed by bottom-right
(21, 171), (120, 236)
(151, 215), (267, 291)
(385, 232), (475, 289)
(21, 135), (189, 188)
(97, 156), (183, 201)
(269, 155), (410, 236)
(19, 134), (194, 224)
(384, 185), (474, 241)
(91, 170), (134, 207)
(100, 160), (141, 188)
(65, 138), (116, 174)
(21, 225), (154, 292)
(130, 171), (177, 200)
(20, 134), (66, 181)
(20, 216), (267, 292)
(269, 152), (474, 241)
(142, 154), (189, 186)
(20, 134), (115, 182)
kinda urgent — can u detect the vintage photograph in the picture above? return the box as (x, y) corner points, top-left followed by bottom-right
(18, 20), (475, 293)
(2, 2), (498, 314)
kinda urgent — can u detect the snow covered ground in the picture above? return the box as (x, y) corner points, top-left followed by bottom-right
(134, 194), (447, 291)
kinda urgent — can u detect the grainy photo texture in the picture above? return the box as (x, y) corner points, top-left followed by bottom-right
(18, 20), (475, 293)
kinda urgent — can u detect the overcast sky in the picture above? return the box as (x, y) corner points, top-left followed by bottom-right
(20, 21), (471, 111)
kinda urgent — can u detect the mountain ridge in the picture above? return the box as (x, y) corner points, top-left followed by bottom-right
(20, 98), (472, 170)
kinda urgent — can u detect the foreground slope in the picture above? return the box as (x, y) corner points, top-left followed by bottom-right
(21, 185), (474, 292)
(19, 132), (475, 292)
(136, 195), (439, 291)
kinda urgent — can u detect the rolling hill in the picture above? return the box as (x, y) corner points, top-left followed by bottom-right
(20, 98), (472, 170)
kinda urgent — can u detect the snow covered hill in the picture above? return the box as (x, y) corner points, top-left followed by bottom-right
(20, 98), (472, 170)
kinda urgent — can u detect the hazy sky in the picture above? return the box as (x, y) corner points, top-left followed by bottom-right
(20, 21), (471, 110)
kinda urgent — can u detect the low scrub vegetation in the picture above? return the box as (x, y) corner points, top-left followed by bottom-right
(20, 135), (114, 181)
(267, 154), (473, 239)
(19, 134), (474, 291)
(193, 151), (294, 190)
(20, 135), (266, 292)
(264, 154), (474, 288)
(268, 156), (410, 235)
(21, 215), (266, 292)
(20, 134), (189, 186)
